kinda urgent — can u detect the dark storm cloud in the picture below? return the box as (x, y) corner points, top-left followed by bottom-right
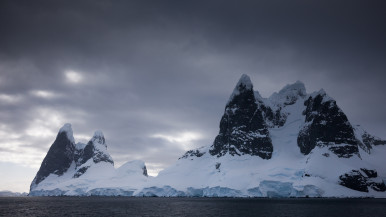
(1, 0), (386, 176)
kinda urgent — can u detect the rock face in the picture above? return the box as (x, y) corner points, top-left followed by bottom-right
(30, 124), (75, 190)
(209, 74), (273, 159)
(180, 149), (206, 159)
(339, 169), (386, 192)
(361, 131), (386, 147)
(74, 131), (114, 178)
(297, 90), (360, 157)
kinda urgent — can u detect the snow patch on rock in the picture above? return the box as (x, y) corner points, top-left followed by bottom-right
(59, 123), (75, 144)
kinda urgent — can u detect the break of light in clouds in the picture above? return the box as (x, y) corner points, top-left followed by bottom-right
(65, 70), (83, 83)
(151, 132), (203, 150)
(30, 90), (59, 99)
(0, 0), (385, 192)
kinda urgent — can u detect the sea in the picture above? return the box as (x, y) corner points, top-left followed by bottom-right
(0, 197), (385, 217)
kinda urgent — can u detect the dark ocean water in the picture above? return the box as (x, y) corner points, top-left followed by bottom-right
(0, 197), (385, 217)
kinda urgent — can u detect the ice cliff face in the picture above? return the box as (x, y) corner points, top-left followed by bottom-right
(30, 75), (386, 197)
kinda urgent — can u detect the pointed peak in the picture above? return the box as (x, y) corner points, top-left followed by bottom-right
(294, 80), (305, 85)
(91, 130), (106, 147)
(268, 81), (307, 107)
(58, 123), (75, 143)
(59, 123), (72, 133)
(310, 88), (326, 97)
(93, 130), (104, 139)
(237, 74), (253, 89)
(228, 74), (254, 103)
(277, 80), (306, 96)
(310, 89), (334, 103)
(318, 88), (326, 95)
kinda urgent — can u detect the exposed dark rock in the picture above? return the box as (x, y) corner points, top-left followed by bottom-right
(260, 104), (287, 128)
(360, 168), (377, 178)
(72, 132), (114, 178)
(76, 132), (114, 167)
(215, 162), (221, 170)
(209, 75), (273, 159)
(77, 142), (94, 166)
(369, 182), (386, 192)
(362, 132), (386, 147)
(339, 170), (369, 192)
(179, 149), (205, 159)
(30, 130), (75, 191)
(297, 91), (359, 157)
(143, 165), (148, 177)
(31, 125), (116, 189)
(339, 169), (386, 192)
(73, 166), (89, 178)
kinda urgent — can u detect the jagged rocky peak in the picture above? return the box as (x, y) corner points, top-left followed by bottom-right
(258, 81), (307, 128)
(91, 130), (106, 148)
(30, 123), (76, 191)
(297, 89), (360, 157)
(269, 80), (307, 107)
(228, 74), (254, 103)
(180, 148), (206, 160)
(76, 130), (113, 166)
(210, 74), (273, 159)
(73, 130), (114, 178)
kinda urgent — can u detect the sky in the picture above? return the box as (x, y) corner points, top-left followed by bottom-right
(1, 0), (386, 193)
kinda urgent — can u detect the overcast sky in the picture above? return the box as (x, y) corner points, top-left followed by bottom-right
(1, 0), (386, 192)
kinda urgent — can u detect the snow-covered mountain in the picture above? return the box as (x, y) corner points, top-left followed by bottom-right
(30, 75), (386, 197)
(29, 124), (149, 196)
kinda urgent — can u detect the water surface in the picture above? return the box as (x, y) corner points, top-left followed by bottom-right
(0, 197), (385, 217)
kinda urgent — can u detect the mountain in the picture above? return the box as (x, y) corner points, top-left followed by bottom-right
(30, 124), (75, 190)
(29, 124), (149, 196)
(209, 74), (273, 159)
(142, 75), (386, 197)
(30, 75), (386, 197)
(0, 191), (28, 197)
